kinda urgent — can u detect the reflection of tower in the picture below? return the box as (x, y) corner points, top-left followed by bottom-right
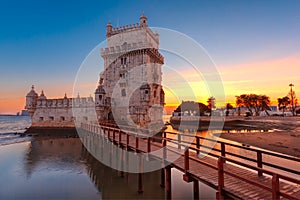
(96, 13), (165, 126)
(25, 85), (38, 118)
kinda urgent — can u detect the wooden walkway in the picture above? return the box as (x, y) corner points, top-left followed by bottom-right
(81, 123), (300, 199)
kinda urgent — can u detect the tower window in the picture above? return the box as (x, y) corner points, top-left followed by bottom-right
(121, 89), (126, 96)
(49, 116), (54, 121)
(121, 57), (127, 65)
(145, 90), (149, 94)
(60, 116), (65, 121)
(39, 117), (44, 121)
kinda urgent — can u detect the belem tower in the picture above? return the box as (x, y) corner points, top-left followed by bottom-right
(25, 13), (165, 129)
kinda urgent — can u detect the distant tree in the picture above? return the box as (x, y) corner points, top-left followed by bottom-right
(235, 94), (271, 116)
(207, 97), (216, 115)
(235, 96), (243, 116)
(260, 95), (271, 116)
(277, 96), (290, 116)
(225, 103), (234, 116)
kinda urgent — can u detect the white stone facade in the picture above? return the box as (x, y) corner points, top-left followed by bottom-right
(95, 13), (165, 127)
(25, 86), (95, 127)
(26, 13), (165, 128)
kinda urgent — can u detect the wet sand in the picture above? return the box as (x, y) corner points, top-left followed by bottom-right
(220, 116), (300, 158)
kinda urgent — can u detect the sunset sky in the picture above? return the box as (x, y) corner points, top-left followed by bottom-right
(1, 1), (300, 114)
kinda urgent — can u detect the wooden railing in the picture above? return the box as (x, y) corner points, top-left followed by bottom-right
(162, 130), (300, 176)
(80, 122), (300, 200)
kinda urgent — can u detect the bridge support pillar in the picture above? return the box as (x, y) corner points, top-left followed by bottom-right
(138, 173), (143, 193)
(160, 168), (165, 188)
(165, 166), (172, 200)
(193, 180), (199, 200)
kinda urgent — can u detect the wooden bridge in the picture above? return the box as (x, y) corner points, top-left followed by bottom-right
(80, 122), (300, 199)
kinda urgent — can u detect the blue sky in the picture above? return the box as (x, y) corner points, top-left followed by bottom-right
(1, 0), (300, 113)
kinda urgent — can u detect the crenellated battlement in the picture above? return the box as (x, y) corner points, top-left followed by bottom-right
(101, 42), (160, 56)
(107, 23), (141, 36)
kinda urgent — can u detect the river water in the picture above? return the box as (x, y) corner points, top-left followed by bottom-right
(0, 116), (217, 199)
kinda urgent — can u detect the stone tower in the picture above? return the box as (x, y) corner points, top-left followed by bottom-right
(95, 13), (165, 127)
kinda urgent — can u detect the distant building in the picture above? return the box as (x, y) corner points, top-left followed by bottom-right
(21, 110), (30, 116)
(269, 106), (278, 112)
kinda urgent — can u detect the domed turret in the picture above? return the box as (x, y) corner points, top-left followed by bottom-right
(26, 85), (38, 98)
(63, 93), (69, 107)
(95, 84), (106, 94)
(95, 84), (106, 106)
(106, 21), (113, 37)
(139, 12), (148, 27)
(38, 90), (47, 100)
(25, 85), (38, 118)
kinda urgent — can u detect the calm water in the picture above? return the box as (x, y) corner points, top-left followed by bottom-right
(0, 116), (31, 145)
(0, 116), (217, 199)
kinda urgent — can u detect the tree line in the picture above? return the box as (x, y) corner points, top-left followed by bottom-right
(234, 84), (298, 116)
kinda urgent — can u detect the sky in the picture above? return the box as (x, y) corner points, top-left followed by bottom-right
(1, 0), (300, 114)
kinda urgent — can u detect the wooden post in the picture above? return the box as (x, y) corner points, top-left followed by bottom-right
(272, 174), (280, 200)
(138, 173), (143, 193)
(163, 132), (167, 160)
(108, 128), (110, 139)
(184, 147), (189, 172)
(196, 137), (200, 155)
(136, 137), (139, 151)
(193, 180), (199, 200)
(221, 143), (226, 157)
(160, 168), (165, 188)
(126, 134), (129, 150)
(257, 151), (263, 176)
(165, 166), (172, 200)
(147, 137), (151, 153)
(113, 129), (115, 142)
(118, 130), (121, 146)
(218, 157), (225, 199)
(178, 134), (181, 149)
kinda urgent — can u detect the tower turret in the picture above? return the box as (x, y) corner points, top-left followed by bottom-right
(95, 84), (106, 106)
(139, 12), (148, 27)
(106, 21), (113, 37)
(25, 85), (38, 118)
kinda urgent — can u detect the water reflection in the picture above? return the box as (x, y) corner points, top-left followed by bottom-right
(24, 137), (165, 199)
(0, 136), (219, 199)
